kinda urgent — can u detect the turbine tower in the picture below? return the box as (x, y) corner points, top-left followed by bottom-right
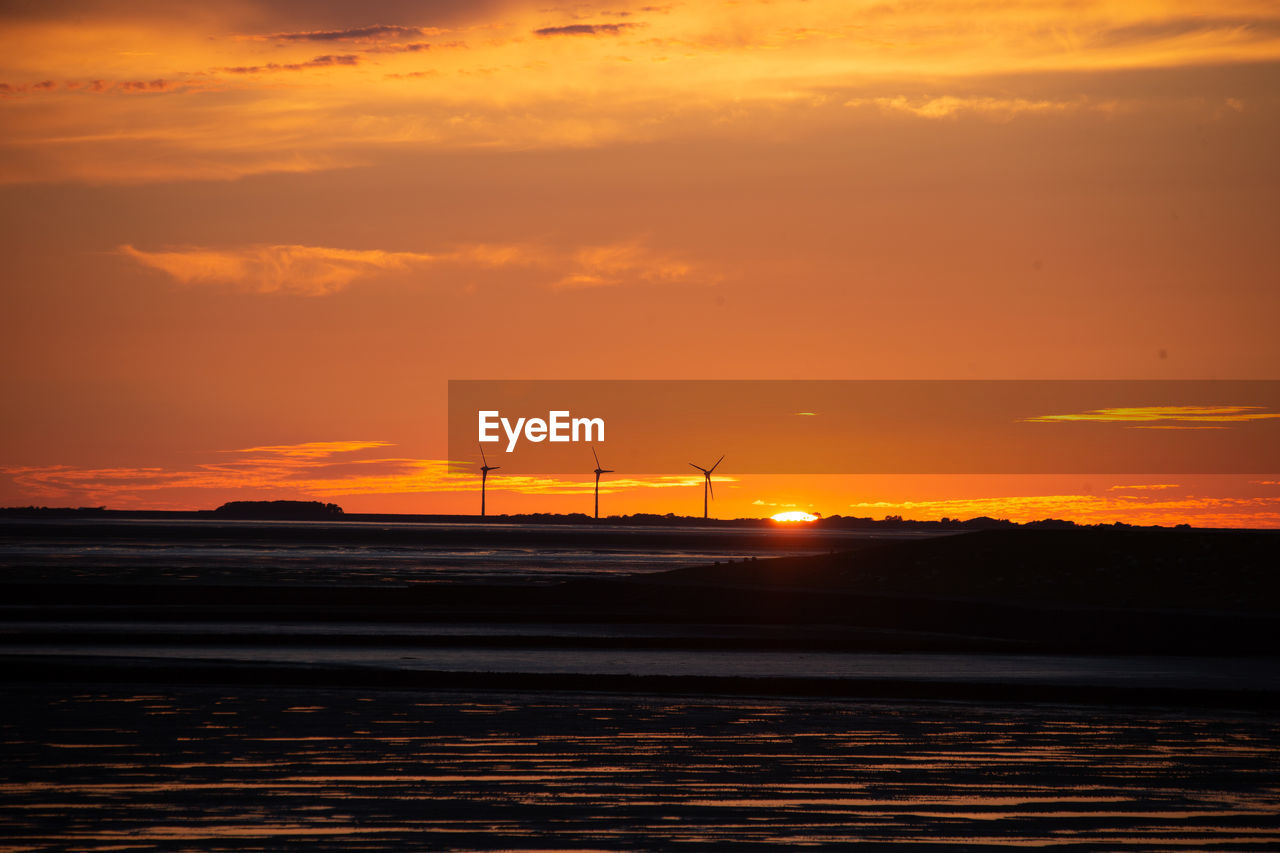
(689, 454), (724, 520)
(591, 446), (614, 520)
(479, 447), (499, 517)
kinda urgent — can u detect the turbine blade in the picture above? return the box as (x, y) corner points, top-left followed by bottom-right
(602, 468), (614, 473)
(690, 463), (707, 473)
(708, 476), (715, 500)
(709, 454), (725, 473)
(480, 447), (489, 467)
(592, 446), (601, 468)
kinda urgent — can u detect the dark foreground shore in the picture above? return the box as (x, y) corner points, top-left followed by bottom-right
(2, 525), (1279, 707)
(4, 526), (1278, 654)
(4, 654), (1279, 710)
(5, 684), (1280, 851)
(4, 525), (1280, 850)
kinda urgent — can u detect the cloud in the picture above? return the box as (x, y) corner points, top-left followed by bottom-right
(0, 442), (726, 507)
(534, 23), (635, 36)
(365, 41), (433, 54)
(258, 25), (438, 42)
(222, 54), (360, 74)
(118, 244), (444, 295)
(5, 0), (1280, 184)
(119, 241), (711, 294)
(1, 445), (453, 505)
(2, 77), (210, 96)
(1091, 17), (1280, 49)
(1107, 484), (1181, 491)
(552, 243), (701, 288)
(221, 441), (394, 459)
(116, 78), (186, 92)
(846, 95), (1120, 120)
(1022, 405), (1280, 426)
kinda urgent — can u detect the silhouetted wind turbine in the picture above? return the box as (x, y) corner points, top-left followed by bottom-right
(689, 454), (724, 520)
(479, 447), (499, 517)
(592, 446), (613, 520)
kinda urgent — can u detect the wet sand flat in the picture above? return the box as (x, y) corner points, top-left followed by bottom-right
(3, 685), (1279, 851)
(4, 525), (1279, 848)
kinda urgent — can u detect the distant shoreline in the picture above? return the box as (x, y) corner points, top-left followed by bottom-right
(4, 505), (1264, 531)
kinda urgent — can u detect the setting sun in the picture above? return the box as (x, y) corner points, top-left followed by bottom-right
(771, 511), (818, 523)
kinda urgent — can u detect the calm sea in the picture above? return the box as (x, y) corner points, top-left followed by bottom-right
(0, 518), (928, 585)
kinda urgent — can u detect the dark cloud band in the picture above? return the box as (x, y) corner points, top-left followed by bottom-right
(534, 23), (634, 36)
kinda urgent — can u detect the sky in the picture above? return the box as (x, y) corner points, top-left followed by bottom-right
(1, 0), (1278, 525)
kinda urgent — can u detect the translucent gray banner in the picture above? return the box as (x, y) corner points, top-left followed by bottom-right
(448, 380), (1280, 475)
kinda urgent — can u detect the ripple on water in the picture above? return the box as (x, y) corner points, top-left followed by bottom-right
(2, 687), (1279, 850)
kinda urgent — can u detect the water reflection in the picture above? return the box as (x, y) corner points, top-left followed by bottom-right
(2, 688), (1278, 850)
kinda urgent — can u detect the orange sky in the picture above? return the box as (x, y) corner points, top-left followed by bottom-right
(1, 1), (1278, 525)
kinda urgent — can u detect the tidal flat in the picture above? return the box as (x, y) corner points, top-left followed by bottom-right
(3, 686), (1280, 851)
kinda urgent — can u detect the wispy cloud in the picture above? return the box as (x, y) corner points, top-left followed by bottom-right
(4, 0), (1280, 184)
(118, 244), (443, 295)
(119, 242), (710, 295)
(364, 42), (434, 54)
(1, 78), (214, 97)
(846, 95), (1120, 120)
(1089, 16), (1280, 49)
(256, 25), (439, 43)
(0, 442), (728, 507)
(221, 441), (394, 459)
(534, 23), (636, 37)
(1022, 405), (1280, 427)
(552, 243), (701, 288)
(222, 54), (360, 74)
(1107, 483), (1181, 491)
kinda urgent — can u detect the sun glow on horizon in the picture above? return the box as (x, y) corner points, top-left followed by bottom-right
(771, 511), (819, 522)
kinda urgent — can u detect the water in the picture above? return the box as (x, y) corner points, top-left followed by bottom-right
(5, 518), (1278, 848)
(0, 518), (926, 585)
(3, 686), (1278, 850)
(7, 644), (1280, 692)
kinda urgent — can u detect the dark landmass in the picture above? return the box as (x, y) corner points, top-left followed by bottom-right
(0, 505), (111, 517)
(660, 526), (1280, 612)
(212, 500), (343, 520)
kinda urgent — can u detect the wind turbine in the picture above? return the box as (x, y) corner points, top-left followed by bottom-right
(689, 454), (724, 520)
(591, 446), (614, 520)
(479, 446), (499, 517)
